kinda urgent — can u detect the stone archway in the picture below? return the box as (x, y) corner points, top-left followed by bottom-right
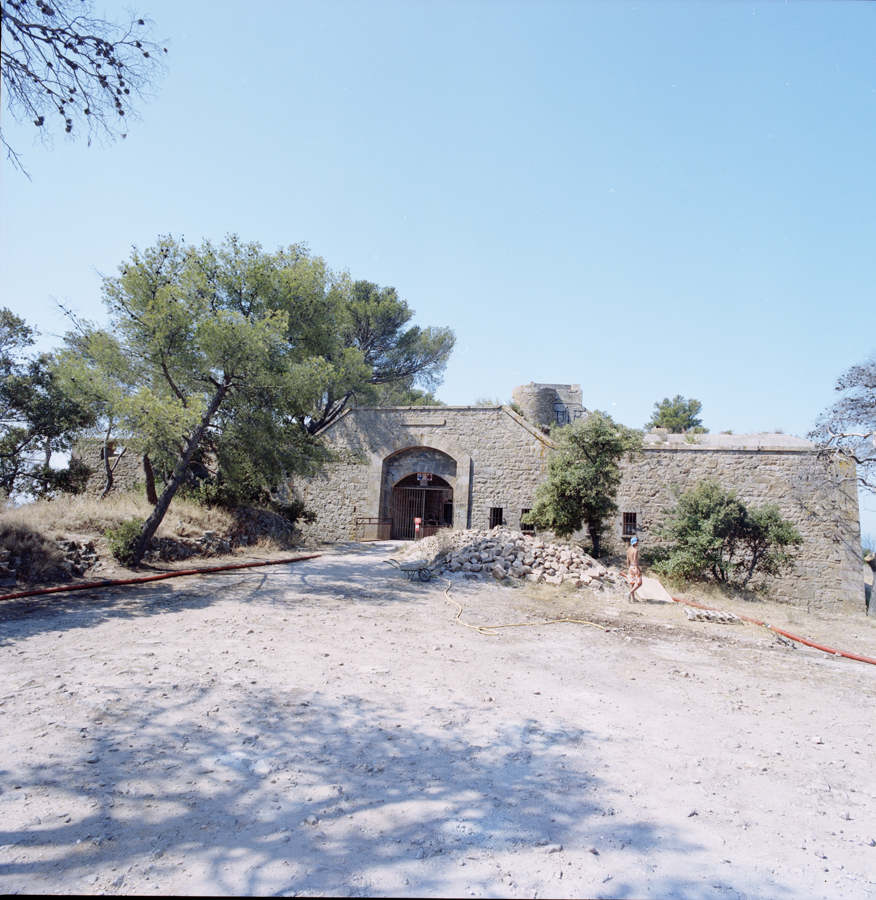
(380, 447), (457, 540)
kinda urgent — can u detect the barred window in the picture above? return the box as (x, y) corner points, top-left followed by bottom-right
(489, 507), (504, 529)
(623, 512), (637, 537)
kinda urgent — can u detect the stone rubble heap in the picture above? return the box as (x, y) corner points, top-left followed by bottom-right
(143, 531), (233, 563)
(0, 539), (100, 586)
(400, 527), (628, 591)
(0, 548), (18, 586)
(55, 539), (101, 577)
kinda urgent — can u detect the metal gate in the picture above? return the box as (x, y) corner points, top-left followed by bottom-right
(390, 487), (452, 540)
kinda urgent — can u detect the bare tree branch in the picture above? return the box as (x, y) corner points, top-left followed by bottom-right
(1, 0), (168, 172)
(809, 352), (876, 494)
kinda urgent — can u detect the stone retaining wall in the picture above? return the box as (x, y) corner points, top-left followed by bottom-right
(616, 445), (862, 610)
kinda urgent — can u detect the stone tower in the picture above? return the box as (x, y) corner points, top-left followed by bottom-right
(511, 383), (588, 430)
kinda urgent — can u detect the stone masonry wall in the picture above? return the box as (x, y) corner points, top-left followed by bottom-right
(288, 411), (863, 611)
(73, 441), (146, 496)
(616, 445), (863, 610)
(287, 406), (552, 544)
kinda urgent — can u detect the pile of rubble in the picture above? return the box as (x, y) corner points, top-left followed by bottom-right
(142, 531), (233, 563)
(141, 508), (298, 562)
(400, 527), (628, 591)
(231, 507), (298, 547)
(0, 539), (100, 586)
(55, 539), (101, 577)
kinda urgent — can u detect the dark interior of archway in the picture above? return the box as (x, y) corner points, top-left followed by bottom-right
(390, 474), (453, 540)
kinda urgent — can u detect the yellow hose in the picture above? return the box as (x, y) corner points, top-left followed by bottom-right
(438, 577), (606, 635)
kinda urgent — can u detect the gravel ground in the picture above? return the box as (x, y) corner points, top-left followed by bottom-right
(0, 541), (874, 899)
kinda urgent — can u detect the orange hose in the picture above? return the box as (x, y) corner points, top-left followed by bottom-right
(0, 554), (322, 602)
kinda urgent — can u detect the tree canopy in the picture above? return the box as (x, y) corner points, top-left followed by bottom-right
(307, 278), (454, 432)
(0, 307), (94, 498)
(1, 0), (167, 171)
(523, 412), (642, 557)
(56, 235), (454, 563)
(809, 352), (875, 494)
(646, 395), (707, 433)
(654, 478), (803, 586)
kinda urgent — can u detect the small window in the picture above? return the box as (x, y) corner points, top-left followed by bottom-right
(520, 509), (535, 534)
(489, 507), (504, 529)
(622, 512), (637, 539)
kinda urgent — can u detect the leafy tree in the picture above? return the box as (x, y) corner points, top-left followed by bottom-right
(58, 236), (330, 564)
(809, 352), (875, 493)
(369, 382), (444, 407)
(0, 308), (94, 498)
(646, 395), (708, 433)
(654, 478), (803, 586)
(1, 0), (168, 172)
(305, 279), (454, 432)
(56, 235), (454, 563)
(523, 412), (642, 557)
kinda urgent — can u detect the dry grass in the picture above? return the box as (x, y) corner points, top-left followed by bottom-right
(0, 521), (68, 583)
(2, 493), (235, 543)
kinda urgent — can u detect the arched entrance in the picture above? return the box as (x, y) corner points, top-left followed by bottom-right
(390, 473), (453, 540)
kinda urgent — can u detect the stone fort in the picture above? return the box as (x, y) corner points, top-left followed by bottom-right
(288, 383), (863, 610)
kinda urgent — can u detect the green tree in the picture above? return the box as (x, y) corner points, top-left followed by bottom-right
(58, 236), (328, 564)
(56, 235), (454, 563)
(523, 412), (642, 557)
(369, 383), (444, 407)
(646, 395), (708, 433)
(655, 478), (803, 586)
(0, 308), (94, 498)
(305, 279), (454, 432)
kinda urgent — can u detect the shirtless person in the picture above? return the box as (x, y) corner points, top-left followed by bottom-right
(626, 535), (642, 602)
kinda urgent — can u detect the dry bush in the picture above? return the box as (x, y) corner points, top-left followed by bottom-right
(0, 521), (68, 583)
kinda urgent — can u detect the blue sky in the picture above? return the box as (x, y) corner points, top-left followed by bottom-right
(1, 0), (874, 537)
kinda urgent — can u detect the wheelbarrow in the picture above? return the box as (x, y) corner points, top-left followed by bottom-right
(385, 558), (433, 582)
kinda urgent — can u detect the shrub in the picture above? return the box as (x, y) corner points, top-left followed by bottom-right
(270, 499), (316, 527)
(654, 479), (803, 586)
(106, 517), (144, 567)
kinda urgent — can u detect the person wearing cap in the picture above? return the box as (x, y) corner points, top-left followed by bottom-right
(626, 535), (642, 601)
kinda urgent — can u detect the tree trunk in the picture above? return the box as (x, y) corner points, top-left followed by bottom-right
(99, 446), (127, 501)
(100, 428), (114, 499)
(131, 384), (229, 566)
(588, 522), (600, 559)
(143, 454), (158, 504)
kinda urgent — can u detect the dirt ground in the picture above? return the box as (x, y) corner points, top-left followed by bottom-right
(1, 541), (874, 899)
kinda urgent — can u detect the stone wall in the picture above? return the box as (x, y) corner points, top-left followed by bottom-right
(287, 406), (552, 543)
(72, 441), (146, 496)
(291, 414), (863, 611)
(615, 436), (863, 610)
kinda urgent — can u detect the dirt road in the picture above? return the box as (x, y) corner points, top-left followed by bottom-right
(1, 542), (874, 898)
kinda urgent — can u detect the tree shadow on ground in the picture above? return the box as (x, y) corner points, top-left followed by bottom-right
(0, 683), (742, 898)
(0, 543), (423, 646)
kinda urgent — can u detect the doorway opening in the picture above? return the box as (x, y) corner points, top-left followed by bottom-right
(390, 473), (453, 540)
